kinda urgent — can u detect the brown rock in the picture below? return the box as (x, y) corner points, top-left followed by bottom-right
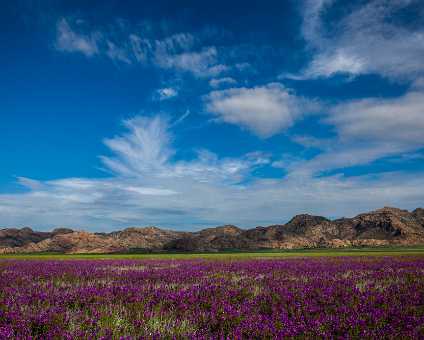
(1, 207), (423, 253)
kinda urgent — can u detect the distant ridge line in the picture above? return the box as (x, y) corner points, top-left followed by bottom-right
(1, 207), (424, 254)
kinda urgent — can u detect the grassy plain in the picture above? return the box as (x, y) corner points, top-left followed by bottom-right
(1, 245), (424, 260)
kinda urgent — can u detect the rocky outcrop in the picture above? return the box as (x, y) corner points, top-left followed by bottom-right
(337, 207), (424, 243)
(0, 227), (72, 248)
(165, 225), (249, 252)
(0, 231), (119, 254)
(412, 208), (424, 225)
(110, 227), (188, 251)
(0, 227), (187, 254)
(1, 207), (424, 253)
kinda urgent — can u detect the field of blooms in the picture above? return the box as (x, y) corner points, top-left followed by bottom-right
(1, 256), (424, 339)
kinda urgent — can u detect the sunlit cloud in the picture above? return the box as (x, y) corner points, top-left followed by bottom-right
(1, 115), (423, 231)
(205, 83), (318, 137)
(300, 0), (424, 80)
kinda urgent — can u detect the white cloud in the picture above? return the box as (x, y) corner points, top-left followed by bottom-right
(209, 77), (237, 88)
(156, 87), (178, 100)
(300, 0), (424, 80)
(153, 32), (195, 55)
(1, 114), (424, 230)
(289, 88), (424, 174)
(291, 135), (330, 150)
(101, 116), (174, 177)
(100, 115), (266, 184)
(328, 91), (424, 146)
(55, 18), (100, 57)
(17, 177), (44, 191)
(306, 50), (365, 78)
(301, 0), (334, 47)
(54, 19), (226, 78)
(129, 34), (151, 62)
(106, 41), (131, 64)
(172, 110), (190, 125)
(205, 83), (314, 137)
(154, 46), (227, 78)
(150, 33), (228, 77)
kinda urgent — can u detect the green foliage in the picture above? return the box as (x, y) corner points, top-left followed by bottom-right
(1, 245), (424, 260)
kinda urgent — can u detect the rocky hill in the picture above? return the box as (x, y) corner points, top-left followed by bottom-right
(0, 227), (73, 248)
(1, 207), (423, 254)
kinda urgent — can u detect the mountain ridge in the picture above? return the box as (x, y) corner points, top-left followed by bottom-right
(1, 207), (424, 254)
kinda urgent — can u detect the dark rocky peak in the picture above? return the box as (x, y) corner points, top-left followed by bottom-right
(122, 226), (162, 233)
(353, 207), (414, 224)
(52, 228), (74, 235)
(0, 227), (51, 248)
(109, 226), (179, 239)
(412, 208), (424, 224)
(413, 208), (424, 216)
(283, 214), (329, 233)
(348, 207), (424, 239)
(373, 207), (410, 215)
(197, 225), (242, 236)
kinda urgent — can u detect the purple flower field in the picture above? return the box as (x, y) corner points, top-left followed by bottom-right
(1, 257), (424, 339)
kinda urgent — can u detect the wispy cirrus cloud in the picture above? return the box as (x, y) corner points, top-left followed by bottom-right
(105, 41), (131, 64)
(54, 18), (227, 77)
(1, 114), (424, 231)
(55, 18), (100, 57)
(289, 86), (424, 175)
(5, 5), (423, 231)
(101, 115), (266, 183)
(209, 77), (237, 88)
(154, 46), (226, 77)
(275, 0), (424, 179)
(299, 0), (424, 80)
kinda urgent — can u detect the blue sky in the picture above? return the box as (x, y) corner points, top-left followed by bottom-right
(1, 0), (424, 231)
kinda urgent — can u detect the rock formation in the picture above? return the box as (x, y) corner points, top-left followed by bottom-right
(1, 207), (423, 253)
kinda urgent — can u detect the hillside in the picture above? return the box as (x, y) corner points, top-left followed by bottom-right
(1, 207), (423, 254)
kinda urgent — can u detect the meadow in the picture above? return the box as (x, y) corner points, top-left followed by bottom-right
(2, 245), (424, 260)
(1, 249), (424, 338)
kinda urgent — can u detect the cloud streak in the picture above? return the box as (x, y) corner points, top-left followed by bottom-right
(1, 115), (424, 231)
(289, 87), (424, 175)
(300, 0), (424, 80)
(55, 18), (100, 57)
(54, 18), (227, 78)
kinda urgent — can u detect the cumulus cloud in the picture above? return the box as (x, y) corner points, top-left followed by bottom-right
(300, 0), (424, 80)
(205, 83), (315, 137)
